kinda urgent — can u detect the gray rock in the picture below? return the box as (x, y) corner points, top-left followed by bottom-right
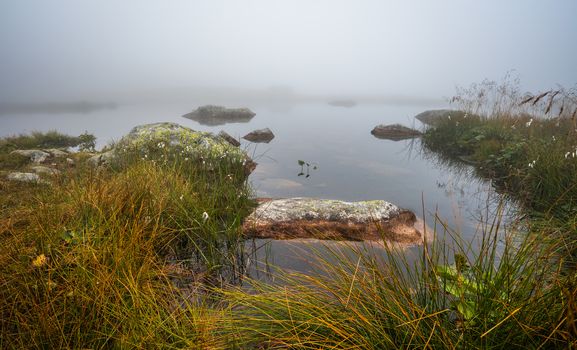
(31, 166), (60, 175)
(243, 128), (275, 143)
(7, 172), (42, 183)
(415, 109), (467, 126)
(10, 150), (49, 163)
(371, 124), (422, 141)
(87, 151), (116, 167)
(183, 105), (256, 126)
(218, 130), (241, 147)
(243, 198), (422, 243)
(66, 158), (75, 165)
(44, 148), (68, 157)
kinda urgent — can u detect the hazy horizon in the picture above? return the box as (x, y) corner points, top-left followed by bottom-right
(1, 1), (576, 104)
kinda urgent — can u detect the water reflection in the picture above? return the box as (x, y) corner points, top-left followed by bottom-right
(0, 101), (519, 280)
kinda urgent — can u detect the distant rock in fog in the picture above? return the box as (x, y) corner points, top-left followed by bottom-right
(328, 99), (357, 108)
(183, 105), (255, 126)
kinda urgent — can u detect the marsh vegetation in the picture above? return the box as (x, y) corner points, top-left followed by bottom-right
(1, 79), (577, 349)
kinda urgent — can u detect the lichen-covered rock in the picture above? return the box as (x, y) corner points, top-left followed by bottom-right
(7, 172), (42, 183)
(87, 151), (116, 167)
(10, 150), (49, 163)
(243, 198), (422, 243)
(415, 109), (467, 126)
(31, 166), (60, 175)
(371, 124), (422, 141)
(243, 128), (275, 143)
(183, 105), (255, 126)
(109, 122), (256, 175)
(44, 148), (68, 157)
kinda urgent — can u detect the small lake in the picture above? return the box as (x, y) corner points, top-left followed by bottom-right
(1, 101), (508, 274)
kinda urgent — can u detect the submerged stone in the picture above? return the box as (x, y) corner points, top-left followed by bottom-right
(183, 105), (255, 126)
(371, 124), (422, 141)
(243, 197), (422, 243)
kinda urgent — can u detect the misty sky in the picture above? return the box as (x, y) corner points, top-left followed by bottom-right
(1, 0), (576, 102)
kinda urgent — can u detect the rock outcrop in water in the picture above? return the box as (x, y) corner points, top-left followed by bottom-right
(183, 105), (256, 126)
(243, 197), (423, 243)
(91, 122), (257, 175)
(415, 109), (467, 126)
(243, 128), (275, 143)
(371, 124), (422, 141)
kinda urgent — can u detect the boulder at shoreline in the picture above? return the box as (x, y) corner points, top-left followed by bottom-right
(371, 124), (422, 141)
(243, 197), (423, 244)
(415, 109), (467, 126)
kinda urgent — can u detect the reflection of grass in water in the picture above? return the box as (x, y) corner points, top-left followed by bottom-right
(228, 204), (576, 348)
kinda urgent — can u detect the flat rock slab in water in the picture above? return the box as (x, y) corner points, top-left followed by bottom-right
(243, 128), (275, 143)
(371, 124), (422, 141)
(243, 198), (422, 243)
(183, 105), (255, 126)
(415, 109), (467, 126)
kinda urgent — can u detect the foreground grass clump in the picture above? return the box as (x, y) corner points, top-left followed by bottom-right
(229, 212), (577, 349)
(0, 132), (254, 348)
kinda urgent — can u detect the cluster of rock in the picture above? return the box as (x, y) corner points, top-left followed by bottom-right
(5, 104), (449, 245)
(183, 105), (276, 144)
(6, 148), (72, 183)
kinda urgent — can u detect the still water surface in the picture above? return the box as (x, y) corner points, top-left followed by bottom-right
(1, 102), (506, 274)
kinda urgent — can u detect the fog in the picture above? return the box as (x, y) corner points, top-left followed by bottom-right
(1, 0), (576, 104)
